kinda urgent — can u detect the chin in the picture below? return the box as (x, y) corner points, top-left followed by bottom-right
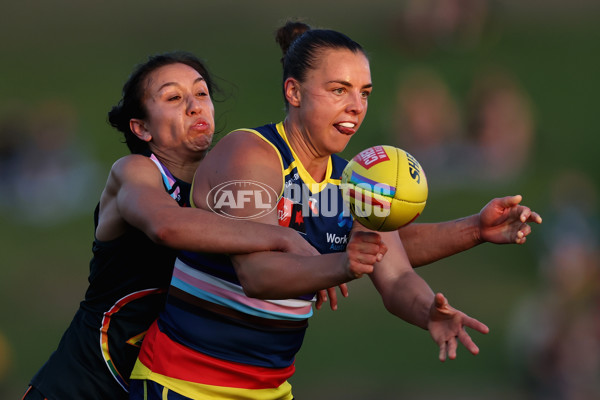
(330, 137), (352, 155)
(192, 135), (214, 150)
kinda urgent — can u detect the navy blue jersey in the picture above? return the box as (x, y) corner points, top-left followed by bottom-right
(251, 122), (353, 254)
(131, 122), (353, 399)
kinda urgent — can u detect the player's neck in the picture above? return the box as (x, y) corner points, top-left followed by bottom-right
(283, 119), (329, 182)
(151, 149), (204, 183)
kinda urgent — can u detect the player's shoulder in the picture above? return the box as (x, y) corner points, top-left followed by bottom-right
(108, 153), (159, 185)
(207, 129), (278, 166)
(111, 153), (155, 172)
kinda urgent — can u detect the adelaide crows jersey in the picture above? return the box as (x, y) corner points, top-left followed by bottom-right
(131, 122), (353, 399)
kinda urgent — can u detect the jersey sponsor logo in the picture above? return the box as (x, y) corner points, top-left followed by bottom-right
(207, 180), (278, 220)
(284, 172), (301, 189)
(353, 145), (390, 169)
(327, 232), (349, 251)
(326, 232), (348, 245)
(278, 197), (306, 233)
(337, 211), (353, 229)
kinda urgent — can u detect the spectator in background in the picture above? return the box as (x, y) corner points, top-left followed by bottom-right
(391, 66), (535, 189)
(391, 67), (464, 187)
(390, 0), (492, 54)
(0, 105), (30, 209)
(0, 100), (101, 225)
(464, 68), (536, 184)
(508, 170), (600, 400)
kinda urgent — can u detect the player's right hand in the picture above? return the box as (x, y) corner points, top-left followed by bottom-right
(345, 231), (387, 279)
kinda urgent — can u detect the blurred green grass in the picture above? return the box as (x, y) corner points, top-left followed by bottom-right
(1, 1), (598, 398)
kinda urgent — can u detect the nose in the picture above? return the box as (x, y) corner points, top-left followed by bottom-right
(346, 91), (366, 115)
(187, 96), (203, 115)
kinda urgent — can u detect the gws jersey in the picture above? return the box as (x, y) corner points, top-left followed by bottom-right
(28, 153), (190, 400)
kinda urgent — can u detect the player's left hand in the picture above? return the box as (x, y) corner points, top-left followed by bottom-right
(315, 284), (349, 311)
(427, 293), (489, 362)
(478, 195), (542, 245)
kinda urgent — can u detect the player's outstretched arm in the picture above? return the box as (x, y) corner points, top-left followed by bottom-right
(427, 293), (489, 362)
(398, 194), (542, 267)
(367, 230), (488, 360)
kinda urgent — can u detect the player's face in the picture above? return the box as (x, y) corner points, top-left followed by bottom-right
(141, 63), (215, 157)
(294, 49), (372, 156)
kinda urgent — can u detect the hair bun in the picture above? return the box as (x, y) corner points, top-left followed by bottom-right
(275, 21), (311, 56)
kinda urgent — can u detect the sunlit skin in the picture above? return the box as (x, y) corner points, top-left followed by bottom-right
(278, 48), (492, 361)
(130, 63), (215, 181)
(168, 45), (541, 367)
(283, 49), (372, 181)
(127, 63), (344, 311)
(278, 49), (372, 306)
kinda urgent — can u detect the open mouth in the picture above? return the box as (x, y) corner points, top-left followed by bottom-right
(334, 122), (357, 135)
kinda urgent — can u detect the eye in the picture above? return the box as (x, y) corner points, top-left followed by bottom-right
(361, 90), (371, 99)
(333, 87), (346, 95)
(167, 95), (181, 101)
(196, 91), (208, 97)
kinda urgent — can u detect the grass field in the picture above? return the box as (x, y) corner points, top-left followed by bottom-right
(1, 1), (599, 398)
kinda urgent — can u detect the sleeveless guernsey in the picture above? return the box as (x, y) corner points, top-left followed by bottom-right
(131, 122), (353, 400)
(28, 153), (190, 400)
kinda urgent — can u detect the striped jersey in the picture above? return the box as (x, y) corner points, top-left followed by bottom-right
(131, 122), (353, 399)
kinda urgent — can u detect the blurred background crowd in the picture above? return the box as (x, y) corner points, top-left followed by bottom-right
(0, 0), (598, 399)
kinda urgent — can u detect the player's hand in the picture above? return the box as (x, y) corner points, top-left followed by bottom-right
(315, 284), (349, 311)
(345, 230), (387, 279)
(427, 293), (489, 362)
(279, 228), (320, 256)
(478, 195), (542, 245)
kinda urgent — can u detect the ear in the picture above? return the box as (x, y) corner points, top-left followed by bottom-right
(284, 77), (301, 108)
(129, 119), (152, 142)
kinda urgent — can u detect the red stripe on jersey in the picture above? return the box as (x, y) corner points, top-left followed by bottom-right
(138, 322), (295, 390)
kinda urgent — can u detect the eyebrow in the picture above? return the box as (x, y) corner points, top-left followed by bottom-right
(157, 76), (205, 92)
(328, 80), (373, 89)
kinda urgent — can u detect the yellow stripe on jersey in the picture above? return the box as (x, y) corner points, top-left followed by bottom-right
(131, 360), (294, 400)
(274, 122), (337, 193)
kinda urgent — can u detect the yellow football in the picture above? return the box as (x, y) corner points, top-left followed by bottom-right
(341, 145), (428, 231)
